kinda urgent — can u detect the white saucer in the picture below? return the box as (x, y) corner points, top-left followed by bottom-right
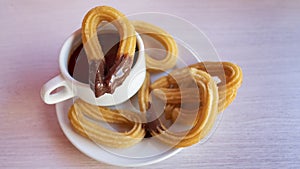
(54, 40), (196, 167)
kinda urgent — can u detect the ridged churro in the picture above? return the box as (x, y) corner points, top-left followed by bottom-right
(68, 99), (145, 148)
(189, 62), (243, 112)
(150, 68), (219, 147)
(82, 6), (137, 97)
(132, 21), (178, 72)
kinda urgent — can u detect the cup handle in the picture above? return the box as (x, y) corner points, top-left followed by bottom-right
(40, 75), (74, 104)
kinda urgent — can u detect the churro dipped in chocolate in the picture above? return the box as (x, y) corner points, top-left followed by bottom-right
(82, 6), (136, 97)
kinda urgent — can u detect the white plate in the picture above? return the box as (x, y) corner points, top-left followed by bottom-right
(55, 13), (222, 167)
(57, 99), (184, 167)
(55, 41), (195, 167)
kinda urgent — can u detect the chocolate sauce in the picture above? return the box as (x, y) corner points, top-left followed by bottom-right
(142, 107), (165, 138)
(143, 118), (162, 138)
(91, 54), (133, 97)
(68, 43), (85, 81)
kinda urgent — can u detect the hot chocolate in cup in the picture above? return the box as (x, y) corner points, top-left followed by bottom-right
(40, 28), (146, 106)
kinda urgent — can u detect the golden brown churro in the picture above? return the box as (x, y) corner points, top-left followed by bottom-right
(131, 21), (178, 72)
(189, 62), (243, 112)
(68, 99), (145, 148)
(150, 68), (219, 147)
(82, 6), (137, 97)
(151, 62), (243, 113)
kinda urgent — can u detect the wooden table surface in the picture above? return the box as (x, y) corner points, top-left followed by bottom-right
(1, 0), (299, 168)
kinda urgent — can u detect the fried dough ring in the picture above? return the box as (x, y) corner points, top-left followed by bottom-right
(68, 99), (145, 148)
(189, 62), (243, 112)
(81, 6), (137, 97)
(150, 68), (219, 147)
(151, 62), (243, 113)
(131, 21), (178, 72)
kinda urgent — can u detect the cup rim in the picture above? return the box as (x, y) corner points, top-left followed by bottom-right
(59, 28), (145, 88)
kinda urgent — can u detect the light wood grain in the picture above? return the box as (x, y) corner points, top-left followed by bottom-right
(1, 0), (300, 168)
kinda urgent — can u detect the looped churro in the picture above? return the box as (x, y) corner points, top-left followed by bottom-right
(149, 68), (219, 147)
(68, 99), (145, 148)
(82, 6), (137, 97)
(131, 21), (178, 72)
(189, 62), (243, 112)
(151, 62), (243, 112)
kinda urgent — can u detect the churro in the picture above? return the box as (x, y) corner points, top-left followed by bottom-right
(151, 62), (243, 113)
(150, 68), (219, 147)
(131, 21), (178, 72)
(82, 6), (137, 97)
(68, 99), (145, 148)
(189, 62), (243, 112)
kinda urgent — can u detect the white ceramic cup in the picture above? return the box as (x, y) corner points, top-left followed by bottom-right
(40, 29), (145, 106)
